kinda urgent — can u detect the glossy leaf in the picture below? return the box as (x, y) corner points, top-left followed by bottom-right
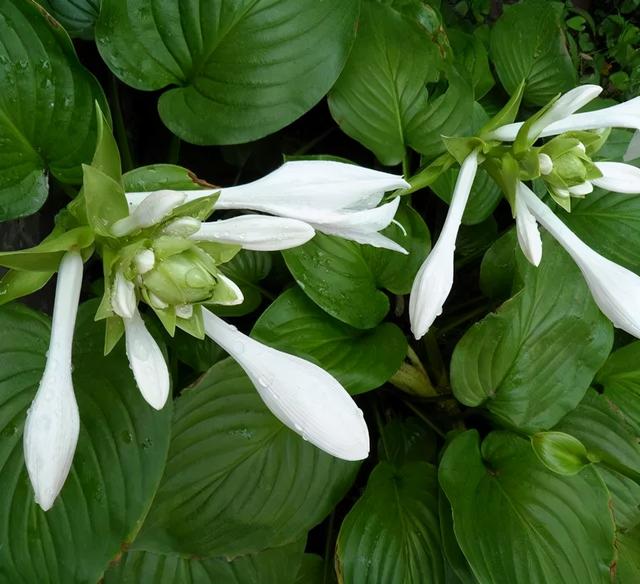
(336, 461), (445, 584)
(217, 249), (272, 316)
(39, 0), (99, 40)
(96, 0), (359, 145)
(531, 431), (590, 476)
(123, 164), (210, 193)
(104, 540), (304, 584)
(617, 525), (640, 583)
(451, 236), (613, 431)
(328, 0), (440, 165)
(252, 287), (407, 395)
(439, 431), (615, 584)
(0, 301), (171, 582)
(490, 0), (577, 105)
(449, 29), (494, 100)
(135, 358), (359, 557)
(0, 0), (108, 220)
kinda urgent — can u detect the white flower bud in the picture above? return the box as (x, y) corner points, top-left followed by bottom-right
(133, 249), (155, 275)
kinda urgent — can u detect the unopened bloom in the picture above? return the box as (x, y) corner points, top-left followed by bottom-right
(112, 190), (186, 236)
(24, 251), (83, 511)
(127, 161), (410, 253)
(202, 308), (369, 460)
(515, 184), (542, 267)
(409, 151), (479, 339)
(518, 183), (640, 337)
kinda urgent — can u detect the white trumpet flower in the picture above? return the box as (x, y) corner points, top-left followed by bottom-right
(24, 251), (83, 511)
(191, 215), (316, 251)
(625, 130), (640, 162)
(126, 161), (409, 252)
(123, 309), (170, 410)
(409, 151), (479, 339)
(113, 190), (186, 237)
(111, 271), (137, 319)
(515, 183), (543, 267)
(591, 162), (640, 194)
(202, 308), (369, 461)
(518, 183), (640, 337)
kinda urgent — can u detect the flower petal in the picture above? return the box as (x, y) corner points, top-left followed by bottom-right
(24, 251), (83, 511)
(519, 182), (640, 337)
(592, 162), (640, 194)
(202, 308), (369, 460)
(192, 215), (316, 251)
(111, 271), (137, 318)
(123, 309), (170, 410)
(409, 151), (479, 339)
(624, 130), (640, 162)
(113, 190), (186, 236)
(515, 183), (543, 266)
(568, 181), (593, 196)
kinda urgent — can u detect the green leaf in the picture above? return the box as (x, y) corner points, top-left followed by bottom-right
(134, 358), (359, 557)
(449, 29), (494, 100)
(123, 164), (210, 193)
(554, 389), (640, 481)
(597, 342), (640, 434)
(431, 167), (501, 225)
(0, 0), (108, 221)
(295, 555), (334, 584)
(96, 0), (359, 145)
(104, 540), (305, 584)
(479, 229), (517, 300)
(0, 226), (94, 271)
(82, 164), (127, 237)
(531, 431), (590, 475)
(328, 1), (440, 165)
(336, 461), (445, 584)
(252, 287), (407, 395)
(490, 0), (577, 105)
(378, 417), (437, 465)
(477, 80), (525, 137)
(39, 0), (99, 40)
(217, 249), (272, 317)
(0, 301), (172, 582)
(598, 466), (640, 531)
(438, 492), (478, 584)
(283, 204), (429, 328)
(0, 268), (54, 306)
(559, 188), (640, 272)
(617, 525), (640, 583)
(439, 431), (615, 584)
(451, 235), (613, 432)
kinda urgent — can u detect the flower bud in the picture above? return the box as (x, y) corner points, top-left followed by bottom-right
(133, 249), (155, 275)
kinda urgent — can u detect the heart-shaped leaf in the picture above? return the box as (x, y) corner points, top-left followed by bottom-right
(0, 301), (171, 582)
(451, 236), (613, 431)
(439, 430), (615, 584)
(96, 0), (359, 145)
(134, 358), (359, 557)
(252, 287), (407, 395)
(0, 0), (108, 221)
(336, 461), (445, 584)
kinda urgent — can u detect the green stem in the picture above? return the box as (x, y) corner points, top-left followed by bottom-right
(401, 152), (456, 196)
(402, 152), (411, 178)
(109, 75), (134, 172)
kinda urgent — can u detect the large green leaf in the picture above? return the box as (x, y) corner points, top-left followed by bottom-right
(617, 525), (640, 583)
(439, 431), (615, 584)
(489, 0), (576, 105)
(104, 540), (304, 584)
(135, 358), (359, 557)
(39, 0), (99, 40)
(336, 461), (445, 584)
(597, 342), (640, 435)
(449, 29), (494, 100)
(328, 0), (440, 165)
(96, 0), (359, 145)
(559, 189), (640, 272)
(283, 203), (429, 328)
(252, 287), (406, 395)
(451, 236), (613, 432)
(217, 248), (272, 316)
(0, 301), (172, 583)
(0, 0), (107, 220)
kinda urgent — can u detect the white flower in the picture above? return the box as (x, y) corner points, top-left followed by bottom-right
(126, 161), (410, 253)
(113, 190), (186, 237)
(515, 183), (542, 267)
(518, 182), (640, 337)
(202, 308), (369, 461)
(123, 308), (170, 410)
(24, 251), (83, 511)
(191, 215), (316, 251)
(591, 162), (640, 194)
(111, 270), (137, 319)
(493, 93), (640, 141)
(409, 150), (480, 339)
(133, 249), (155, 274)
(625, 130), (640, 162)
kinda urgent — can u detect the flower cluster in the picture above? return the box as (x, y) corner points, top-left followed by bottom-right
(410, 85), (640, 341)
(21, 156), (408, 510)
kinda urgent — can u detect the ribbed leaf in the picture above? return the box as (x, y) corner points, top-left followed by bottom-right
(451, 236), (613, 431)
(439, 431), (615, 584)
(104, 541), (304, 584)
(252, 287), (407, 395)
(96, 0), (359, 145)
(39, 0), (99, 39)
(0, 301), (171, 583)
(135, 358), (359, 557)
(337, 461), (445, 584)
(0, 0), (107, 220)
